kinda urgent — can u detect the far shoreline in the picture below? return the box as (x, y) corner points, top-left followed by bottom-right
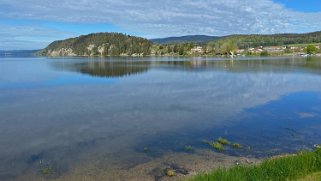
(35, 54), (321, 60)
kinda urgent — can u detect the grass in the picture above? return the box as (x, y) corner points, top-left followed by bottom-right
(189, 148), (321, 181)
(297, 171), (321, 181)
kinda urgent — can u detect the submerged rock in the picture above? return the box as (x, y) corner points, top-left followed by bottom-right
(149, 163), (189, 180)
(166, 168), (175, 177)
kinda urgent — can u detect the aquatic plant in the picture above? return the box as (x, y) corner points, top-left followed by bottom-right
(232, 143), (242, 149)
(217, 137), (229, 145)
(212, 142), (225, 151)
(204, 138), (243, 151)
(143, 147), (150, 152)
(189, 148), (321, 181)
(40, 165), (53, 175)
(202, 140), (211, 145)
(184, 145), (194, 152)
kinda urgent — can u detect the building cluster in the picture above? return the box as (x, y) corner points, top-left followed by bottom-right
(190, 45), (321, 56)
(239, 45), (320, 55)
(245, 46), (287, 54)
(191, 46), (204, 54)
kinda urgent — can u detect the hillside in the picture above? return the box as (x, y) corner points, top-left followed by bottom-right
(39, 33), (153, 57)
(40, 31), (321, 57)
(209, 31), (321, 49)
(151, 35), (219, 44)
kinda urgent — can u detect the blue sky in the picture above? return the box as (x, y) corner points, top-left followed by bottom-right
(0, 0), (320, 50)
(274, 0), (321, 12)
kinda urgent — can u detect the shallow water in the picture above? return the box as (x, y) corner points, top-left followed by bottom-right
(1, 56), (321, 180)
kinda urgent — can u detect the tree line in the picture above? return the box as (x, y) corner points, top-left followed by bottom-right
(40, 33), (152, 56)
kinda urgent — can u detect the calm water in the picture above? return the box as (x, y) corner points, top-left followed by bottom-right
(1, 56), (321, 180)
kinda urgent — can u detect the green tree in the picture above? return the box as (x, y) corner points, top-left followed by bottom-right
(41, 33), (152, 57)
(178, 46), (184, 55)
(306, 45), (317, 54)
(260, 51), (269, 56)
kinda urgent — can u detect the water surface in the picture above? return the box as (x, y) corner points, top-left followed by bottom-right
(1, 56), (321, 180)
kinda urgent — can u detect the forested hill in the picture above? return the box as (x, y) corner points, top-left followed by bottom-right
(151, 35), (219, 44)
(39, 33), (153, 56)
(209, 31), (321, 49)
(40, 31), (321, 57)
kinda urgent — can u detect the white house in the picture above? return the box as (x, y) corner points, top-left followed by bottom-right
(191, 46), (204, 54)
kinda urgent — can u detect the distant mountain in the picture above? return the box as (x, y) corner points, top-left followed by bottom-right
(0, 50), (39, 57)
(151, 35), (219, 44)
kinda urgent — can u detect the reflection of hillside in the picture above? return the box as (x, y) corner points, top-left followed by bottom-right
(55, 61), (151, 78)
(53, 57), (321, 78)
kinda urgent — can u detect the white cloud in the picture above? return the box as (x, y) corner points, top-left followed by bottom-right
(0, 0), (321, 49)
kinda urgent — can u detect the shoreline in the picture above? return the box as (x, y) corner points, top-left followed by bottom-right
(189, 147), (321, 181)
(37, 53), (321, 59)
(14, 149), (261, 181)
(13, 147), (321, 181)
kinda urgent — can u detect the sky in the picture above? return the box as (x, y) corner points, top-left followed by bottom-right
(0, 0), (321, 50)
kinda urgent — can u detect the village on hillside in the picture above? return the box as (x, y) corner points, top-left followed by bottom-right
(190, 44), (321, 57)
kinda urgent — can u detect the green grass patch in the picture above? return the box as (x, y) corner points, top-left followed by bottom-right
(297, 171), (321, 181)
(189, 148), (321, 181)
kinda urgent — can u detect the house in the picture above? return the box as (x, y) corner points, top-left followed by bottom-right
(290, 46), (300, 50)
(262, 46), (286, 53)
(248, 47), (263, 54)
(191, 46), (204, 54)
(236, 49), (245, 54)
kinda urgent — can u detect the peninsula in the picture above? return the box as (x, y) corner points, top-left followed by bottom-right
(40, 31), (321, 57)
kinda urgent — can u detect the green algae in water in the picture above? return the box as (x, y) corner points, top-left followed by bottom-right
(184, 145), (194, 152)
(217, 137), (229, 145)
(203, 140), (225, 151)
(232, 143), (242, 149)
(212, 142), (225, 151)
(40, 166), (53, 175)
(143, 147), (150, 153)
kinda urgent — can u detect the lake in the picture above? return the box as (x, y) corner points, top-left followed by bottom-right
(1, 56), (321, 180)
